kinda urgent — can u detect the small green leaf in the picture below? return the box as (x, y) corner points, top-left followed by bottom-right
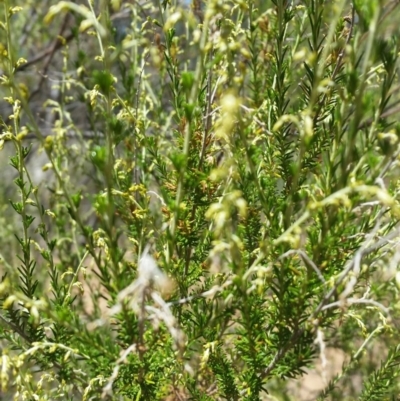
(71, 191), (82, 208)
(184, 103), (195, 121)
(9, 200), (23, 214)
(181, 71), (194, 94)
(90, 146), (107, 170)
(92, 70), (115, 96)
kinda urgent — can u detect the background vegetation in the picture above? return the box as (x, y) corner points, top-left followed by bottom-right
(1, 0), (400, 399)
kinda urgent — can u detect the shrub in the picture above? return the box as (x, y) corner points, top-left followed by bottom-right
(1, 0), (400, 400)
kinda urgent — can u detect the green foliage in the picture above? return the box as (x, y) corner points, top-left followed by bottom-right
(0, 0), (400, 400)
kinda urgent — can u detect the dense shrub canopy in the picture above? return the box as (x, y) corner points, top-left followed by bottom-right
(1, 0), (400, 400)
